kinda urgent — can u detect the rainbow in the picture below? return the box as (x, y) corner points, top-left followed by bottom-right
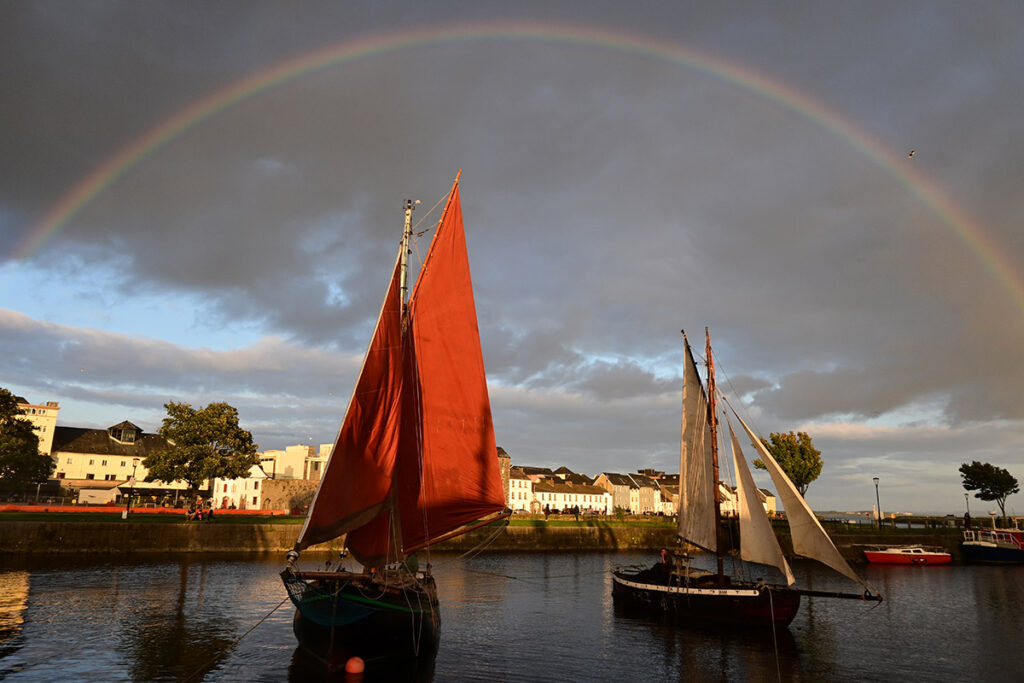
(15, 22), (1023, 314)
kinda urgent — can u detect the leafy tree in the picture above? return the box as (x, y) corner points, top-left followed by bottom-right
(0, 388), (53, 489)
(753, 431), (823, 496)
(146, 402), (259, 493)
(960, 461), (1019, 519)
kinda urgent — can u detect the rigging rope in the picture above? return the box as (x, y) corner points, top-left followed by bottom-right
(179, 596), (290, 683)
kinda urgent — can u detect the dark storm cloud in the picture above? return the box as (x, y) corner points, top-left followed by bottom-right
(3, 2), (1024, 510)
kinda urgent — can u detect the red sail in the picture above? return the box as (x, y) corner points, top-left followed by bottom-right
(396, 180), (507, 552)
(294, 252), (404, 555)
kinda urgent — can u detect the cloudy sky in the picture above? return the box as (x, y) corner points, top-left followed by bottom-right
(3, 1), (1023, 514)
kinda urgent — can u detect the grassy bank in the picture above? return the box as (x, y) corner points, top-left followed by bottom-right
(0, 512), (303, 524)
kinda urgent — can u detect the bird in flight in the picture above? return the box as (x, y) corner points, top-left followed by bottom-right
(908, 150), (915, 158)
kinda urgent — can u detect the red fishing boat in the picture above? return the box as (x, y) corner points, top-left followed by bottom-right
(281, 174), (509, 669)
(863, 545), (952, 565)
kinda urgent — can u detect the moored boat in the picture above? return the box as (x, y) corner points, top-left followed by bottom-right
(863, 545), (951, 565)
(962, 528), (1024, 564)
(612, 330), (882, 628)
(280, 174), (509, 670)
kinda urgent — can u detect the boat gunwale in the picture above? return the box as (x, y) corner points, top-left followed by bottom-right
(611, 569), (785, 598)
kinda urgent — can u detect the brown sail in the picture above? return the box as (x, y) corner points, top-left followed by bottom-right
(294, 253), (404, 557)
(294, 176), (506, 566)
(396, 180), (507, 553)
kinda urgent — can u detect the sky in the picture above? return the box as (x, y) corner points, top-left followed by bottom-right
(2, 1), (1023, 514)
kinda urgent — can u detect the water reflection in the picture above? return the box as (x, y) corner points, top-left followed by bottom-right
(2, 553), (1023, 681)
(117, 561), (237, 682)
(0, 571), (29, 664)
(612, 600), (804, 682)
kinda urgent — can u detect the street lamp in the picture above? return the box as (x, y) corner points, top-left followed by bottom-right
(126, 457), (140, 516)
(873, 477), (881, 528)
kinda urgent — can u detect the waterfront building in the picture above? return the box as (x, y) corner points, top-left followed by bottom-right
(627, 472), (659, 514)
(518, 466), (555, 483)
(532, 479), (612, 515)
(508, 467), (532, 512)
(212, 464), (269, 510)
(49, 420), (192, 502)
(593, 473), (636, 513)
(497, 447), (512, 506)
(656, 482), (678, 515)
(717, 484), (777, 517)
(13, 396), (60, 456)
(258, 444), (329, 481)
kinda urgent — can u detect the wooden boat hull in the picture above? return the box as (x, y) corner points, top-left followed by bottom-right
(611, 569), (801, 628)
(863, 548), (951, 565)
(282, 570), (440, 669)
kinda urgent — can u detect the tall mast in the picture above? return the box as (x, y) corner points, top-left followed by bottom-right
(389, 198), (417, 563)
(706, 328), (725, 583)
(399, 199), (416, 318)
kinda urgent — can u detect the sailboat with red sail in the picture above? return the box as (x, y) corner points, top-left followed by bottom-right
(281, 173), (509, 667)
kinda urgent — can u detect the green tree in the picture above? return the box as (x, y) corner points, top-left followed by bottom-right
(0, 388), (53, 489)
(960, 461), (1019, 520)
(146, 402), (259, 493)
(753, 431), (823, 496)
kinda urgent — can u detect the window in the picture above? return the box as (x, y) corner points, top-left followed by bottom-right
(66, 458), (72, 464)
(85, 473), (95, 480)
(101, 460), (107, 466)
(89, 459), (94, 466)
(252, 496), (258, 506)
(223, 484), (228, 492)
(121, 460), (126, 467)
(105, 474), (116, 481)
(253, 481), (259, 490)
(57, 472), (65, 479)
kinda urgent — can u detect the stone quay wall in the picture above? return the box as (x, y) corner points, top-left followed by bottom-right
(0, 520), (966, 561)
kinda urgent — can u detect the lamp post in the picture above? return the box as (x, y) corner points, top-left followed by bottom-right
(873, 477), (881, 528)
(965, 492), (970, 515)
(126, 457), (140, 516)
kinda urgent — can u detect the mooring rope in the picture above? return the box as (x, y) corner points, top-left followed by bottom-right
(179, 595), (290, 683)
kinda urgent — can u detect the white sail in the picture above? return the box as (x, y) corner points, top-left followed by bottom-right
(677, 336), (717, 552)
(729, 407), (870, 589)
(729, 420), (796, 585)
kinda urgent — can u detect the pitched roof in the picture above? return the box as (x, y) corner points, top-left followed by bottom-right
(599, 472), (637, 487)
(51, 426), (169, 457)
(628, 473), (659, 488)
(533, 480), (608, 496)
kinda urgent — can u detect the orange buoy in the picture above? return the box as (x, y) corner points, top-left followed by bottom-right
(345, 657), (365, 674)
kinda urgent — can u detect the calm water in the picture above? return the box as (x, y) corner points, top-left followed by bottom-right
(1, 551), (1023, 682)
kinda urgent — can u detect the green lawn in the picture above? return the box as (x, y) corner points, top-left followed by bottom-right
(506, 516), (675, 528)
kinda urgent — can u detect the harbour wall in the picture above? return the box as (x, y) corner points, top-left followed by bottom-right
(0, 520), (966, 561)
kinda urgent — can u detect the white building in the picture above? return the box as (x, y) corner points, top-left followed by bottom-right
(508, 468), (533, 512)
(14, 396), (60, 456)
(212, 465), (269, 510)
(531, 480), (612, 515)
(259, 444), (329, 481)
